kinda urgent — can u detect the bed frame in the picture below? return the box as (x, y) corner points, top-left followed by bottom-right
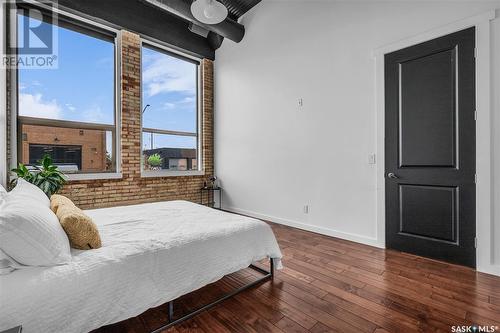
(151, 258), (277, 332)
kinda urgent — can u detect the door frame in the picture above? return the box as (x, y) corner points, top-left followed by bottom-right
(373, 10), (498, 275)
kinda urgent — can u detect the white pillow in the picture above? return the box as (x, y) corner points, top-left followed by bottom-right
(0, 249), (22, 275)
(9, 178), (50, 207)
(0, 199), (71, 266)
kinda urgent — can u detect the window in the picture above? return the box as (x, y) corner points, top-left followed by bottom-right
(141, 43), (200, 174)
(15, 8), (117, 175)
(29, 144), (82, 171)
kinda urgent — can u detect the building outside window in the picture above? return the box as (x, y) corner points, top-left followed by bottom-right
(15, 8), (117, 174)
(141, 43), (200, 174)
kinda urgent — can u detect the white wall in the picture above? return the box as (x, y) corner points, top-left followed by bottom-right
(215, 0), (500, 273)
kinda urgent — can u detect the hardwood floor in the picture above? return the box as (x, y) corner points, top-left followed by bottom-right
(94, 223), (500, 333)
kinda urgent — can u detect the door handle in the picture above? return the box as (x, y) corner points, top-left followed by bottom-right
(387, 172), (399, 179)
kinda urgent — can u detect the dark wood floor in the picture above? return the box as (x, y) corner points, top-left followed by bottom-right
(94, 223), (500, 333)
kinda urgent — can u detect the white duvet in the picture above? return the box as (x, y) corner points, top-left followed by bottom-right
(0, 200), (282, 333)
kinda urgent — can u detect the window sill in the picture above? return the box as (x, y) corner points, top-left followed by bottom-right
(65, 172), (123, 181)
(141, 170), (205, 178)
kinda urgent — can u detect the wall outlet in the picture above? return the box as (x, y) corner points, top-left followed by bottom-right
(303, 205), (309, 214)
(368, 153), (376, 165)
(298, 98), (303, 108)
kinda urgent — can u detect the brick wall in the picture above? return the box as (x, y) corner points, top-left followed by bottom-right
(7, 30), (214, 209)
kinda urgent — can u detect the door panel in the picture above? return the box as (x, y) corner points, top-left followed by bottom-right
(399, 184), (457, 243)
(385, 27), (476, 268)
(399, 47), (457, 167)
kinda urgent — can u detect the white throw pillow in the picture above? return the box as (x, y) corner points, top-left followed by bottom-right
(9, 178), (50, 207)
(0, 199), (71, 266)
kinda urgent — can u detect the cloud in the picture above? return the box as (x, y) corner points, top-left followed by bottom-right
(179, 96), (195, 104)
(19, 92), (112, 124)
(19, 93), (62, 119)
(65, 103), (76, 112)
(163, 102), (175, 110)
(81, 105), (107, 123)
(162, 97), (195, 111)
(142, 51), (196, 97)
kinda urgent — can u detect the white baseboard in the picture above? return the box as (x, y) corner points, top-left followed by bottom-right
(224, 206), (384, 249)
(478, 263), (500, 277)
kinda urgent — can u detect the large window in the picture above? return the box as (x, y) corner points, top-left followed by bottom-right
(141, 43), (200, 174)
(15, 8), (117, 175)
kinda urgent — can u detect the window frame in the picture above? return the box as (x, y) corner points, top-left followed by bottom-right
(140, 38), (204, 178)
(9, 2), (122, 181)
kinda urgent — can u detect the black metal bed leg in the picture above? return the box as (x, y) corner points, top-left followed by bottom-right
(270, 258), (276, 279)
(167, 301), (174, 322)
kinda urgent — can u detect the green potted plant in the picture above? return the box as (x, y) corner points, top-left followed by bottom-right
(147, 153), (163, 170)
(11, 154), (66, 197)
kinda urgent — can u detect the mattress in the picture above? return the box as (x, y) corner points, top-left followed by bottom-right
(0, 200), (282, 333)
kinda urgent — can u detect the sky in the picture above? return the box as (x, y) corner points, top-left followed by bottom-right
(18, 14), (198, 154)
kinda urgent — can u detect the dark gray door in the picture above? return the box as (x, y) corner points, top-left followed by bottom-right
(385, 27), (476, 268)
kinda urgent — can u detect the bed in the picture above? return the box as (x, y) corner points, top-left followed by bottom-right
(0, 200), (282, 333)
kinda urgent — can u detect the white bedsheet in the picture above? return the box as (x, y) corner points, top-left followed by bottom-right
(0, 200), (282, 333)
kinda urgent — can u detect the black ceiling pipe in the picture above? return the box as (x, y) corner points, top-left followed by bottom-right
(207, 31), (224, 49)
(141, 0), (245, 43)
